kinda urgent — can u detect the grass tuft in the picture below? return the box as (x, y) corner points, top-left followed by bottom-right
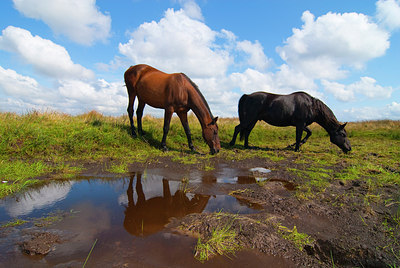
(194, 223), (240, 262)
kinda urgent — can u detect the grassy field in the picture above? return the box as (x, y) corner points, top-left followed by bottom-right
(0, 110), (399, 198)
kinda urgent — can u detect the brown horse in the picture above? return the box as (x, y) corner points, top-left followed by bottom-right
(124, 64), (221, 154)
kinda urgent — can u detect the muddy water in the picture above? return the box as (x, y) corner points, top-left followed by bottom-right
(0, 166), (293, 267)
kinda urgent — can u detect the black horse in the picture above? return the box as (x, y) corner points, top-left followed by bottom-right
(229, 91), (351, 153)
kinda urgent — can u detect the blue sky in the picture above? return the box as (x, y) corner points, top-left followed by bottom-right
(0, 0), (399, 121)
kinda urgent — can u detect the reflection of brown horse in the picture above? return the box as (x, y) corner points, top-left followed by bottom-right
(123, 173), (210, 236)
(124, 64), (221, 154)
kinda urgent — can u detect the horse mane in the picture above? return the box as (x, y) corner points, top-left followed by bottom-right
(181, 73), (214, 118)
(314, 97), (340, 131)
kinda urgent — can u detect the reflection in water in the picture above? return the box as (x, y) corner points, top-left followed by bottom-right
(0, 182), (74, 218)
(124, 173), (210, 236)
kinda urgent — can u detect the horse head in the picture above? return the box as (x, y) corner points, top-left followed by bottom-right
(330, 123), (351, 153)
(203, 117), (221, 154)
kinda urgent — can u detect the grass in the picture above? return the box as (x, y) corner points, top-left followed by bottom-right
(277, 225), (314, 251)
(0, 218), (28, 228)
(0, 111), (399, 200)
(194, 222), (240, 262)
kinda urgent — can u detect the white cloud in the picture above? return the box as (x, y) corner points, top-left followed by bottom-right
(12, 0), (111, 45)
(273, 64), (319, 96)
(229, 68), (274, 94)
(344, 102), (400, 121)
(388, 101), (400, 116)
(0, 65), (126, 115)
(323, 76), (392, 102)
(376, 0), (400, 31)
(236, 40), (271, 71)
(0, 26), (94, 80)
(179, 0), (204, 21)
(322, 80), (355, 102)
(0, 65), (57, 106)
(277, 10), (390, 80)
(58, 79), (126, 114)
(119, 8), (231, 78)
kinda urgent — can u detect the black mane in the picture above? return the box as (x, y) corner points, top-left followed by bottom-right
(181, 73), (214, 119)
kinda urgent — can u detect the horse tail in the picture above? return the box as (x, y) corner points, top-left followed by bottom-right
(124, 66), (136, 95)
(238, 94), (248, 141)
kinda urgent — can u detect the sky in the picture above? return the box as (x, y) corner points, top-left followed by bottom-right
(0, 0), (400, 122)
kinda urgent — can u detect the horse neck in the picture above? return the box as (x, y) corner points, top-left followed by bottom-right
(315, 100), (340, 135)
(188, 90), (213, 128)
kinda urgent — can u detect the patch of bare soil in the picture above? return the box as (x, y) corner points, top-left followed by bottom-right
(20, 231), (61, 256)
(167, 157), (400, 267)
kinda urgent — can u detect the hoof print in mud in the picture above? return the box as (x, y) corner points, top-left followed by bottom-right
(20, 232), (61, 256)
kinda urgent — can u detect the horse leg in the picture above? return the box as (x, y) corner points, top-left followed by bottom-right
(135, 173), (145, 204)
(294, 124), (304, 152)
(161, 107), (173, 151)
(299, 126), (312, 146)
(244, 121), (257, 149)
(177, 111), (195, 151)
(136, 101), (145, 136)
(229, 124), (241, 146)
(127, 93), (137, 137)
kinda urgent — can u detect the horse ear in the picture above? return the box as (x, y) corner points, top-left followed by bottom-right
(208, 117), (218, 126)
(338, 122), (347, 131)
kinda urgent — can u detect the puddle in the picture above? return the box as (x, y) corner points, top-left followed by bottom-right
(0, 166), (294, 267)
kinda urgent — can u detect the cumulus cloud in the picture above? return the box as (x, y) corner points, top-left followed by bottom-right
(376, 0), (400, 31)
(119, 7), (231, 78)
(236, 40), (271, 71)
(12, 0), (111, 45)
(388, 101), (400, 116)
(58, 79), (126, 114)
(322, 76), (392, 102)
(0, 65), (126, 115)
(344, 102), (400, 121)
(179, 0), (204, 20)
(0, 65), (56, 106)
(0, 26), (94, 80)
(277, 10), (390, 80)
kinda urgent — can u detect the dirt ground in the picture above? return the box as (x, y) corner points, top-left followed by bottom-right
(8, 155), (400, 267)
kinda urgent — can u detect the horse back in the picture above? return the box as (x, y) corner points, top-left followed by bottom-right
(241, 91), (317, 127)
(125, 64), (190, 109)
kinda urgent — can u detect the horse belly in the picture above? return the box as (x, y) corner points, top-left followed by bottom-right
(261, 104), (294, 127)
(136, 79), (167, 109)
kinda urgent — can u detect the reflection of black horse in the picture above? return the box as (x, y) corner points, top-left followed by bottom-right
(123, 173), (210, 236)
(229, 91), (351, 153)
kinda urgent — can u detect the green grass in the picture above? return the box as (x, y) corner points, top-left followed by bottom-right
(0, 111), (399, 199)
(277, 225), (314, 251)
(0, 218), (28, 228)
(194, 223), (240, 262)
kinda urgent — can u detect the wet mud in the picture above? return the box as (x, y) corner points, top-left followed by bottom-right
(0, 157), (399, 267)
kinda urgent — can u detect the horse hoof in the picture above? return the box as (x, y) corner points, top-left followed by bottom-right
(131, 132), (137, 138)
(161, 146), (168, 152)
(229, 141), (235, 147)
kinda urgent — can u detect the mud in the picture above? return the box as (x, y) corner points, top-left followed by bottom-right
(0, 156), (399, 267)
